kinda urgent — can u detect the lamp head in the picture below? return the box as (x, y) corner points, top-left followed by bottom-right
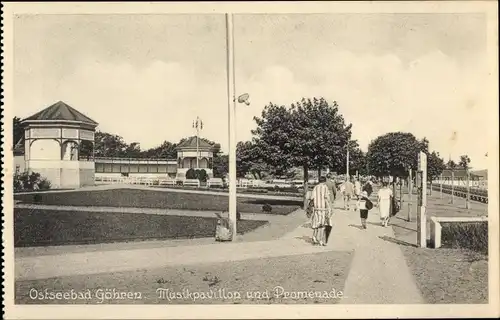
(237, 93), (250, 106)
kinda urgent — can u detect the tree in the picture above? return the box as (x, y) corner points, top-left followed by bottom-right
(125, 142), (141, 158)
(447, 159), (457, 170)
(427, 151), (446, 184)
(142, 141), (177, 159)
(367, 132), (426, 179)
(253, 97), (353, 208)
(459, 155), (471, 170)
(212, 154), (228, 178)
(94, 131), (129, 158)
(236, 140), (269, 179)
(13, 117), (24, 145)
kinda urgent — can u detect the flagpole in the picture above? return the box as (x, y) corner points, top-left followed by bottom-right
(196, 117), (200, 169)
(226, 13), (237, 240)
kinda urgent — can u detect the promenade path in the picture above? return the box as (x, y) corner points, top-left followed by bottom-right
(15, 186), (424, 304)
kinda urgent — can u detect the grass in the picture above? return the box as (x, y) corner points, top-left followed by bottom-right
(441, 222), (488, 254)
(401, 246), (488, 304)
(390, 210), (489, 304)
(14, 208), (267, 247)
(15, 251), (353, 304)
(14, 188), (302, 215)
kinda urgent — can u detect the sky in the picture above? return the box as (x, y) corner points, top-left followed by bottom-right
(13, 13), (492, 169)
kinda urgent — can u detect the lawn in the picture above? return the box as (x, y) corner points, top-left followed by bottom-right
(14, 208), (267, 247)
(401, 246), (488, 304)
(390, 214), (488, 304)
(15, 251), (353, 304)
(14, 189), (301, 215)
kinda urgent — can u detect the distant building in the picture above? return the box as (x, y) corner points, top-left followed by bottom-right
(14, 101), (217, 189)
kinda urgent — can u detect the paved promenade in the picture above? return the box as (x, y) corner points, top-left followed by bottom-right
(15, 193), (424, 304)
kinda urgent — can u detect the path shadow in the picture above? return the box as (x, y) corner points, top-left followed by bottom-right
(367, 221), (384, 227)
(302, 222), (312, 228)
(295, 235), (314, 244)
(244, 199), (303, 206)
(390, 223), (417, 232)
(348, 224), (364, 230)
(378, 235), (417, 248)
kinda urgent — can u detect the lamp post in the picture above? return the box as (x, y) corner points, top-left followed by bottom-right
(193, 117), (203, 169)
(346, 139), (350, 180)
(226, 13), (251, 241)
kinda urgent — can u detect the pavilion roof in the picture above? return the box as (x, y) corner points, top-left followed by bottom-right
(22, 101), (98, 126)
(176, 136), (214, 150)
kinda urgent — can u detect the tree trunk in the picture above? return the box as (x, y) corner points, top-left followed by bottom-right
(303, 164), (309, 210)
(317, 168), (321, 179)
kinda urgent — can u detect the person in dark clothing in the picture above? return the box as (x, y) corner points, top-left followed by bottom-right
(357, 191), (373, 229)
(362, 180), (373, 197)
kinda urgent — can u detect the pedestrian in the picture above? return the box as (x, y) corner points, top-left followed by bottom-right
(377, 181), (393, 227)
(311, 176), (332, 246)
(362, 179), (373, 197)
(325, 173), (337, 203)
(357, 191), (374, 229)
(342, 178), (355, 210)
(353, 177), (362, 199)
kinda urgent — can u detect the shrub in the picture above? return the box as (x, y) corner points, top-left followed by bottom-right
(186, 168), (197, 179)
(197, 169), (208, 182)
(37, 178), (52, 190)
(13, 171), (51, 192)
(262, 203), (273, 213)
(441, 222), (488, 254)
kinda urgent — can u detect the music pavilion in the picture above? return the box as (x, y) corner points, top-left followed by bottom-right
(14, 101), (216, 188)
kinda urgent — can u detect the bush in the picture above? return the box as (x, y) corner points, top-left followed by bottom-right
(197, 169), (208, 182)
(186, 168), (197, 179)
(13, 171), (52, 192)
(441, 222), (488, 254)
(262, 203), (273, 213)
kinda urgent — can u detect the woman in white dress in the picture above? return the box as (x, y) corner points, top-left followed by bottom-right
(377, 181), (393, 227)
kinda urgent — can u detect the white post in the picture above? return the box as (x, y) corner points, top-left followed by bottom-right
(408, 168), (412, 222)
(346, 143), (350, 180)
(226, 13), (237, 241)
(439, 173), (443, 199)
(466, 169), (470, 209)
(196, 117), (200, 169)
(417, 151), (427, 248)
(451, 170), (455, 204)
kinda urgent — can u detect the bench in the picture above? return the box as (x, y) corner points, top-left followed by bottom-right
(207, 178), (224, 188)
(430, 216), (488, 248)
(183, 179), (200, 187)
(159, 178), (177, 186)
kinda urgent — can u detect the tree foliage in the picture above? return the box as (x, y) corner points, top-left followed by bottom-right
(13, 117), (24, 145)
(236, 140), (270, 179)
(427, 151), (446, 181)
(212, 154), (228, 178)
(459, 154), (471, 170)
(367, 132), (428, 178)
(253, 98), (354, 175)
(447, 159), (457, 170)
(252, 97), (355, 208)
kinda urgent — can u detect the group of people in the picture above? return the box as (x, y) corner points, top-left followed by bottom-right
(308, 175), (395, 246)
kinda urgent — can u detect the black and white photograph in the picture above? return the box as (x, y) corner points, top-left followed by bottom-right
(2, 1), (499, 319)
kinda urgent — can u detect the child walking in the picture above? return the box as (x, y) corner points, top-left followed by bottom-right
(357, 191), (373, 229)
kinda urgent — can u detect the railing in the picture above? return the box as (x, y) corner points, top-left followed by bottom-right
(430, 182), (488, 204)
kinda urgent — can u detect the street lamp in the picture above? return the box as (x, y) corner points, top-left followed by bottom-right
(226, 13), (251, 241)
